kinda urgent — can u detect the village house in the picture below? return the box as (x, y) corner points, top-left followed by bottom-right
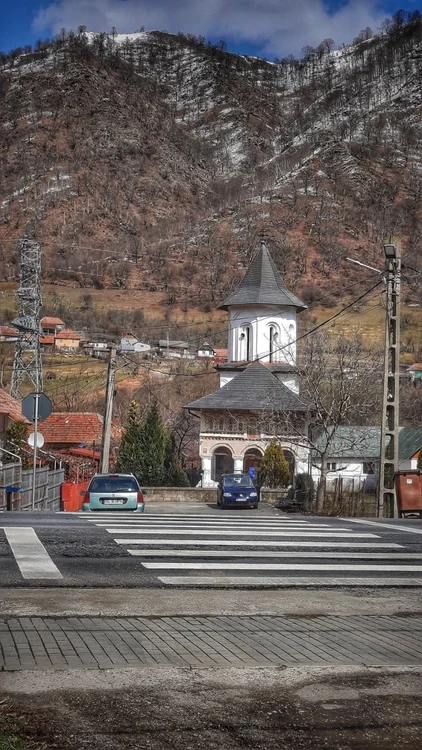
(54, 328), (81, 351)
(41, 317), (65, 336)
(311, 426), (422, 488)
(40, 412), (121, 456)
(185, 240), (311, 486)
(0, 325), (18, 343)
(120, 334), (151, 354)
(197, 342), (216, 359)
(0, 388), (29, 448)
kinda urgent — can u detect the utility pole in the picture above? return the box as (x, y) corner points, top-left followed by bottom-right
(100, 345), (117, 473)
(377, 243), (401, 518)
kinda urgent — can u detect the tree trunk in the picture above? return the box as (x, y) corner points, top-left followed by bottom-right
(317, 457), (327, 513)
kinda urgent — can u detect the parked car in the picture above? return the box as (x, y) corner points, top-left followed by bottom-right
(217, 473), (259, 508)
(82, 473), (145, 512)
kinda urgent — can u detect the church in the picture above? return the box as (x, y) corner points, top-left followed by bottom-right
(185, 240), (312, 486)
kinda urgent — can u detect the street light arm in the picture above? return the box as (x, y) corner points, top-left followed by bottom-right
(345, 258), (382, 274)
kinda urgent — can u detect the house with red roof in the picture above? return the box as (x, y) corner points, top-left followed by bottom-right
(54, 329), (81, 351)
(40, 412), (121, 453)
(0, 388), (29, 446)
(41, 317), (65, 336)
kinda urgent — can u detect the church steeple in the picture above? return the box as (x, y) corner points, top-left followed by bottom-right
(218, 240), (305, 366)
(218, 240), (306, 312)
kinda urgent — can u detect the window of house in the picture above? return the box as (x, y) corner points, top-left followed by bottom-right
(269, 326), (279, 363)
(327, 462), (337, 471)
(363, 462), (375, 474)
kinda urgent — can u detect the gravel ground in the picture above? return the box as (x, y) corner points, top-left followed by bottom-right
(1, 667), (422, 749)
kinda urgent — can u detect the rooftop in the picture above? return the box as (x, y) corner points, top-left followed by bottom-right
(41, 316), (65, 328)
(55, 328), (80, 340)
(0, 388), (30, 423)
(41, 412), (121, 445)
(185, 360), (309, 412)
(314, 426), (422, 460)
(217, 241), (306, 311)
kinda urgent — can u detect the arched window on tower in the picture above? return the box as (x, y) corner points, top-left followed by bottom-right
(269, 325), (279, 363)
(240, 325), (252, 361)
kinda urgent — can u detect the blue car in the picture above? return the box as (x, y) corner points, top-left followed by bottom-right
(82, 473), (145, 512)
(217, 473), (259, 508)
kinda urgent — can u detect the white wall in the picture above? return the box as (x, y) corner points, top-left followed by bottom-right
(228, 306), (297, 364)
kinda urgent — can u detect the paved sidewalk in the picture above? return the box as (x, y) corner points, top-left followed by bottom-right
(1, 615), (422, 670)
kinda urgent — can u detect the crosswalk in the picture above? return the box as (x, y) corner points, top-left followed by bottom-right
(79, 511), (422, 587)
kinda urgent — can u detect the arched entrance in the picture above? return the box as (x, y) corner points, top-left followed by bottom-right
(212, 446), (234, 482)
(243, 448), (263, 477)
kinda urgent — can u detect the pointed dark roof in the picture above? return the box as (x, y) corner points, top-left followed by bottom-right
(185, 361), (310, 412)
(218, 241), (306, 311)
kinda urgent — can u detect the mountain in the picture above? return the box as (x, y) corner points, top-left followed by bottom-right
(1, 17), (422, 325)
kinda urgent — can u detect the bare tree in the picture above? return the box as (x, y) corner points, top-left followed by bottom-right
(299, 330), (382, 511)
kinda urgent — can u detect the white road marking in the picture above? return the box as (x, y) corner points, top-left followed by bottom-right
(104, 528), (379, 537)
(158, 576), (422, 587)
(127, 550), (418, 558)
(114, 539), (398, 547)
(90, 522), (336, 530)
(345, 518), (422, 535)
(143, 562), (422, 571)
(3, 527), (62, 580)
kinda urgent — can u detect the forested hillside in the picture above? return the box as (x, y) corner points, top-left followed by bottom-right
(1, 11), (422, 319)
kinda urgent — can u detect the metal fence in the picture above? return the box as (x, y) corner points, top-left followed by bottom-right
(0, 463), (64, 511)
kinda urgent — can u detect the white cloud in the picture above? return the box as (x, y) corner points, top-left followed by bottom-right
(33, 0), (388, 57)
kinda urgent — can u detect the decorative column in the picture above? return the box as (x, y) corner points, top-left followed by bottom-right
(233, 457), (243, 474)
(201, 455), (212, 486)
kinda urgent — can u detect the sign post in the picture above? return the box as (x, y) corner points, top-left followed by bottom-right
(22, 392), (52, 511)
(31, 393), (40, 511)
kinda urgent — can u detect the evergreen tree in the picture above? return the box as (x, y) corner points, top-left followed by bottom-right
(115, 401), (143, 478)
(138, 399), (168, 485)
(260, 440), (291, 488)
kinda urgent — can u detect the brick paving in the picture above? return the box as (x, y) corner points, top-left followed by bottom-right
(1, 615), (422, 670)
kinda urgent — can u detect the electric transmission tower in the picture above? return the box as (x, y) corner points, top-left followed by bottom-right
(10, 238), (43, 400)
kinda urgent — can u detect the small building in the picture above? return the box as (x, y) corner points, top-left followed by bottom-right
(311, 426), (422, 486)
(54, 329), (80, 351)
(0, 388), (29, 447)
(158, 340), (189, 358)
(0, 325), (18, 343)
(120, 334), (151, 353)
(197, 342), (216, 359)
(41, 317), (65, 336)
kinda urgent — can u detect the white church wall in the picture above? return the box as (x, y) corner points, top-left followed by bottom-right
(228, 306), (297, 364)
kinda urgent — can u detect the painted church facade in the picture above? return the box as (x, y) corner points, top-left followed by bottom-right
(186, 241), (311, 487)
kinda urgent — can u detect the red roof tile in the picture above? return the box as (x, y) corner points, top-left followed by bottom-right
(41, 317), (65, 328)
(214, 348), (228, 359)
(41, 412), (121, 446)
(0, 388), (30, 423)
(0, 326), (18, 336)
(41, 413), (103, 445)
(40, 335), (55, 345)
(408, 363), (422, 371)
(55, 329), (80, 340)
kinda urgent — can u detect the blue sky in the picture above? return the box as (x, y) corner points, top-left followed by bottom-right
(1, 0), (420, 57)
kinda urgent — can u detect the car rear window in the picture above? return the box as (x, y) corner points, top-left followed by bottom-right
(223, 475), (254, 488)
(88, 476), (139, 493)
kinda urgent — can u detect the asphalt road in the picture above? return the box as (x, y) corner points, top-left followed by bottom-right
(1, 502), (422, 588)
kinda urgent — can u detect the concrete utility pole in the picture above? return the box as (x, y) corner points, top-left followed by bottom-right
(377, 244), (401, 518)
(100, 345), (117, 473)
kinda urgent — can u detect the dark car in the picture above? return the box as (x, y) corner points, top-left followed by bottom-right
(217, 473), (259, 508)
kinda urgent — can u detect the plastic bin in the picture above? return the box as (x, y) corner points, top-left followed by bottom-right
(394, 470), (422, 518)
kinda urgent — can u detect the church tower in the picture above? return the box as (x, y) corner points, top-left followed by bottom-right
(216, 240), (306, 391)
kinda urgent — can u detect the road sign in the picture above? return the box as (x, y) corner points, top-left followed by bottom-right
(28, 431), (45, 449)
(22, 392), (52, 422)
